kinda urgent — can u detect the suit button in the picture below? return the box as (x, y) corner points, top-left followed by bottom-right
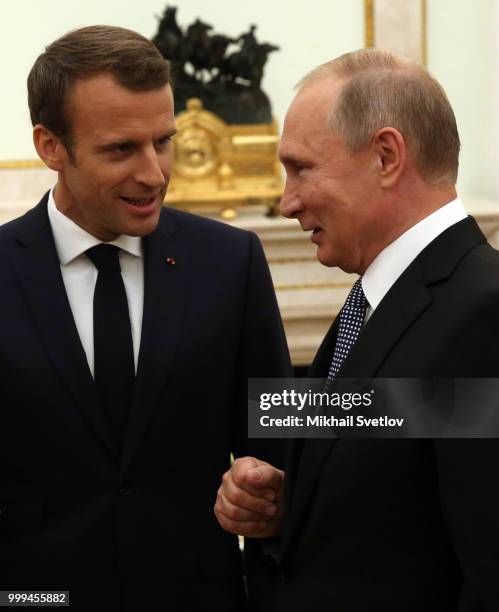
(280, 570), (288, 582)
(0, 508), (4, 516)
(119, 485), (132, 496)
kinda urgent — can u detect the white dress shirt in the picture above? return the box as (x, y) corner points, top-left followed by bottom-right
(362, 198), (468, 321)
(47, 187), (144, 376)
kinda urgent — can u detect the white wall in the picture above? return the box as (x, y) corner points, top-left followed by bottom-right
(0, 0), (362, 161)
(0, 0), (496, 203)
(427, 0), (498, 201)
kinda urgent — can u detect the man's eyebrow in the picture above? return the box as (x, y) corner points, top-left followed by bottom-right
(154, 128), (177, 141)
(95, 139), (134, 152)
(95, 129), (178, 152)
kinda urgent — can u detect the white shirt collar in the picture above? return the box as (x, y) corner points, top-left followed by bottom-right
(362, 198), (468, 313)
(47, 187), (142, 265)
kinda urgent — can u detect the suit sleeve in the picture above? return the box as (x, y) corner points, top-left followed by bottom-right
(232, 231), (293, 467)
(433, 290), (499, 611)
(434, 439), (499, 610)
(231, 231), (292, 612)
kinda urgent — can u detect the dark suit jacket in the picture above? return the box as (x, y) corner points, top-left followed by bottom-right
(0, 193), (291, 612)
(268, 217), (499, 612)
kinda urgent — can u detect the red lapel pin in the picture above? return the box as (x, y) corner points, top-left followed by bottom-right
(165, 257), (176, 266)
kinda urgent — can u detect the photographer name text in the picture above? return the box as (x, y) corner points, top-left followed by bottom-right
(260, 414), (404, 428)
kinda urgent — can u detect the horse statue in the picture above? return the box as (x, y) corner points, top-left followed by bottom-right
(152, 6), (183, 62)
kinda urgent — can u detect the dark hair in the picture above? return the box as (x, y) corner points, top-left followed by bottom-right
(27, 25), (171, 153)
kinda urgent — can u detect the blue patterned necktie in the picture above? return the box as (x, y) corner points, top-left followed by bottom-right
(328, 278), (367, 380)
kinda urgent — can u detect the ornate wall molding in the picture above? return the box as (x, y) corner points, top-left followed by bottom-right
(0, 159), (44, 169)
(365, 0), (427, 65)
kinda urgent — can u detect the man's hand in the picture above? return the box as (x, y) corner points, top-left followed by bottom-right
(214, 456), (284, 538)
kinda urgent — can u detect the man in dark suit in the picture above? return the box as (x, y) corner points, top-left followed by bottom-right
(215, 49), (499, 610)
(0, 26), (290, 611)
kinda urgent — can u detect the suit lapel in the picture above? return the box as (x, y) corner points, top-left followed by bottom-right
(339, 264), (432, 378)
(342, 216), (486, 380)
(11, 195), (118, 456)
(120, 212), (188, 478)
(281, 216), (486, 557)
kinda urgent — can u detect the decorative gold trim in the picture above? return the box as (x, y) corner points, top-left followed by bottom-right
(364, 0), (375, 48)
(170, 99), (282, 214)
(421, 0), (427, 66)
(0, 159), (44, 169)
(231, 135), (279, 146)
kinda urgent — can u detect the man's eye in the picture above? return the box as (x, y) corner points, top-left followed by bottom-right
(114, 143), (132, 154)
(156, 137), (172, 149)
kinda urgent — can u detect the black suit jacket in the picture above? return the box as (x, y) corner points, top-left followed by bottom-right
(0, 194), (291, 612)
(269, 217), (499, 612)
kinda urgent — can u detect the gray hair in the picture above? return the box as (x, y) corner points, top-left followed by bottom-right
(298, 48), (460, 185)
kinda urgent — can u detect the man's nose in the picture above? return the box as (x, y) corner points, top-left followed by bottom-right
(134, 149), (167, 189)
(279, 180), (302, 218)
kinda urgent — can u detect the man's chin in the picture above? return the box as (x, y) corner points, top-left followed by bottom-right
(316, 247), (338, 268)
(122, 210), (162, 238)
(316, 247), (358, 273)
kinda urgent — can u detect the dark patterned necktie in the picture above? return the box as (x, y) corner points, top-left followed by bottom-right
(328, 278), (367, 380)
(86, 244), (135, 447)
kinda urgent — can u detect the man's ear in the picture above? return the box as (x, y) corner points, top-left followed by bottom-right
(372, 127), (406, 188)
(33, 124), (69, 171)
